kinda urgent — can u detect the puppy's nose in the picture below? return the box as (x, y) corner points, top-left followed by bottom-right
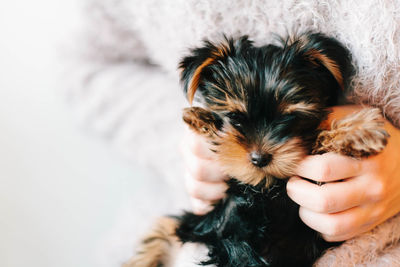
(249, 151), (272, 168)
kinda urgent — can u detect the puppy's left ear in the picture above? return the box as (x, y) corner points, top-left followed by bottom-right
(179, 37), (253, 104)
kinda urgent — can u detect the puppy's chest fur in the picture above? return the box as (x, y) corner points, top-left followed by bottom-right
(177, 179), (335, 266)
(126, 32), (389, 267)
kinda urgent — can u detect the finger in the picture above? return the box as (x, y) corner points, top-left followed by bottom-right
(287, 176), (369, 213)
(182, 126), (215, 159)
(181, 141), (228, 182)
(299, 205), (370, 239)
(190, 198), (214, 215)
(321, 206), (387, 242)
(321, 210), (381, 242)
(185, 171), (228, 201)
(322, 229), (365, 242)
(296, 152), (362, 182)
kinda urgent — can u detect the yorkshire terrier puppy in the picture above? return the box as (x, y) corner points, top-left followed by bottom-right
(126, 32), (389, 267)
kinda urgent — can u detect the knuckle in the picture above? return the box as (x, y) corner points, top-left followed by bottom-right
(191, 199), (210, 215)
(320, 161), (332, 181)
(191, 139), (203, 155)
(185, 174), (200, 197)
(316, 193), (332, 213)
(187, 184), (203, 199)
(370, 179), (388, 201)
(190, 136), (208, 157)
(325, 218), (343, 236)
(370, 205), (386, 222)
(192, 165), (205, 180)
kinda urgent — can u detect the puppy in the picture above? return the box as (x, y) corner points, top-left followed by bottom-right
(126, 32), (389, 267)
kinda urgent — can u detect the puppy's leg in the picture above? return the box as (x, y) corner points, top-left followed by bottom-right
(313, 108), (390, 157)
(124, 217), (180, 267)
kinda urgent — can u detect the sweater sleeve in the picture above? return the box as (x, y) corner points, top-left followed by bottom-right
(62, 0), (187, 191)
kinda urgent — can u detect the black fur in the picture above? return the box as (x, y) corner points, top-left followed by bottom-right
(176, 32), (353, 266)
(176, 179), (339, 266)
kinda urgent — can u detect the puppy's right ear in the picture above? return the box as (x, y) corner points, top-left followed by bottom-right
(179, 37), (252, 104)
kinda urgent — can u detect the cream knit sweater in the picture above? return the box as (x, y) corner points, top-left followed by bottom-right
(67, 1), (400, 266)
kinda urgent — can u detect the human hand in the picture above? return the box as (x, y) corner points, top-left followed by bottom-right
(287, 105), (400, 242)
(180, 126), (229, 215)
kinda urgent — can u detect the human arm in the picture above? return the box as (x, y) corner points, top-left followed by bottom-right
(64, 1), (187, 189)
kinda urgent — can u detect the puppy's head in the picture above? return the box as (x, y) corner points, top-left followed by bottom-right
(180, 33), (352, 186)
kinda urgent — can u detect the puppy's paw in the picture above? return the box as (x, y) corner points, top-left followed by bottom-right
(182, 107), (220, 137)
(313, 108), (390, 158)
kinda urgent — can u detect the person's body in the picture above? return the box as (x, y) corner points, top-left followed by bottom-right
(71, 0), (400, 265)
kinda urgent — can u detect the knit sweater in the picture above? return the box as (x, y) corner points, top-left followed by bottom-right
(66, 1), (400, 266)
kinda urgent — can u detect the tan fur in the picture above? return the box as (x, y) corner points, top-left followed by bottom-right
(187, 41), (233, 105)
(124, 217), (180, 267)
(211, 39), (231, 58)
(305, 49), (344, 90)
(215, 126), (269, 186)
(187, 57), (215, 104)
(262, 137), (306, 179)
(215, 124), (306, 186)
(291, 34), (344, 90)
(182, 107), (219, 137)
(282, 102), (318, 115)
(208, 95), (247, 113)
(313, 108), (389, 157)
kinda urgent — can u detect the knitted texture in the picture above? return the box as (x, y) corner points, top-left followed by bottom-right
(82, 0), (400, 126)
(65, 0), (400, 266)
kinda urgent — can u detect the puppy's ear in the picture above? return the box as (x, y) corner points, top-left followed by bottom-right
(179, 36), (253, 104)
(290, 32), (353, 90)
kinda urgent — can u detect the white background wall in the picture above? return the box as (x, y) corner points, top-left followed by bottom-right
(0, 1), (150, 266)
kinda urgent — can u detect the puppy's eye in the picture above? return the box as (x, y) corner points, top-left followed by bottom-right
(226, 112), (243, 128)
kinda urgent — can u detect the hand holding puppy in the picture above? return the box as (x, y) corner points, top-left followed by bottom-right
(287, 105), (400, 241)
(180, 126), (229, 215)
